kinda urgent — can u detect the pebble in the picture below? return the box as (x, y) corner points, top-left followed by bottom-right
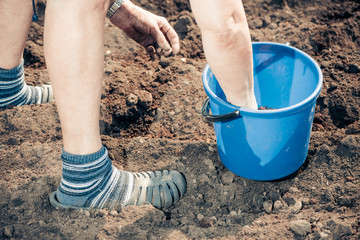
(109, 209), (118, 217)
(159, 59), (170, 68)
(289, 220), (311, 236)
(289, 187), (299, 193)
(324, 189), (334, 202)
(268, 192), (281, 201)
(284, 196), (296, 206)
(197, 214), (204, 221)
(198, 173), (210, 183)
(263, 200), (273, 214)
(203, 158), (215, 171)
(174, 15), (193, 39)
(199, 217), (215, 228)
(126, 93), (138, 107)
(153, 108), (164, 122)
(328, 221), (353, 239)
(290, 200), (302, 214)
(39, 220), (46, 226)
(318, 231), (330, 240)
(229, 211), (237, 216)
(84, 210), (90, 217)
(3, 226), (14, 238)
(135, 90), (153, 109)
(221, 171), (235, 185)
(301, 197), (310, 206)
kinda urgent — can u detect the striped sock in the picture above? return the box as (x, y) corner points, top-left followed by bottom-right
(56, 146), (134, 209)
(0, 60), (42, 108)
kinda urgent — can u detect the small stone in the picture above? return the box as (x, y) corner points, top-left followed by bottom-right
(126, 93), (138, 107)
(263, 200), (273, 214)
(159, 59), (170, 68)
(208, 146), (214, 152)
(203, 158), (215, 171)
(329, 221), (353, 239)
(290, 200), (302, 214)
(289, 187), (299, 193)
(197, 214), (204, 221)
(109, 209), (118, 217)
(253, 19), (263, 29)
(284, 197), (296, 206)
(3, 226), (14, 238)
(301, 197), (310, 206)
(269, 23), (277, 29)
(174, 15), (193, 39)
(229, 211), (237, 216)
(199, 217), (215, 228)
(323, 189), (334, 202)
(153, 108), (164, 122)
(253, 195), (265, 209)
(268, 192), (281, 201)
(318, 231), (330, 240)
(39, 220), (46, 226)
(222, 171), (235, 185)
(84, 210), (90, 217)
(135, 90), (153, 109)
(289, 220), (311, 236)
(198, 173), (210, 183)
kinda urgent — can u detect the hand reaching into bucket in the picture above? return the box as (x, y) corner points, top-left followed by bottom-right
(189, 0), (258, 109)
(109, 0), (180, 56)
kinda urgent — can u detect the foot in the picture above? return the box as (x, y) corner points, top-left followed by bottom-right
(49, 146), (187, 211)
(0, 60), (54, 108)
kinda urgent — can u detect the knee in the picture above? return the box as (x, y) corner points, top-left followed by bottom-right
(202, 23), (249, 50)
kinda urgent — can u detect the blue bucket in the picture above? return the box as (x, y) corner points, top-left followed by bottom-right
(202, 42), (323, 181)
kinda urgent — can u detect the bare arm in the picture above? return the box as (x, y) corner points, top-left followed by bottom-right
(109, 0), (180, 56)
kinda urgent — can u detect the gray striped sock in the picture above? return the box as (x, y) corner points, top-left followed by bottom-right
(56, 146), (134, 209)
(0, 60), (42, 108)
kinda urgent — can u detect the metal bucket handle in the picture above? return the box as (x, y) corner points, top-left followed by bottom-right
(201, 97), (241, 122)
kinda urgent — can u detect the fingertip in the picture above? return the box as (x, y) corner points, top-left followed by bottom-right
(172, 43), (180, 55)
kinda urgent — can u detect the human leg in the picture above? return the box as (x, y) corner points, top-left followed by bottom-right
(44, 0), (185, 209)
(190, 0), (257, 109)
(0, 0), (53, 107)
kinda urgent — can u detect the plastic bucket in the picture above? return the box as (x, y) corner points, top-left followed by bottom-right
(202, 42), (323, 181)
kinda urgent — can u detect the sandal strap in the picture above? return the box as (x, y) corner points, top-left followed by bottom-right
(39, 83), (54, 104)
(126, 170), (186, 209)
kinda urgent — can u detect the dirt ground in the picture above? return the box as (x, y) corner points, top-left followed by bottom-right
(1, 0), (359, 239)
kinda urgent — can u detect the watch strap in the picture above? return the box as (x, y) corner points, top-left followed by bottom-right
(106, 0), (125, 19)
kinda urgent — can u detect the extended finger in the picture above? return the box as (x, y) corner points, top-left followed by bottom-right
(151, 18), (175, 56)
(159, 20), (180, 55)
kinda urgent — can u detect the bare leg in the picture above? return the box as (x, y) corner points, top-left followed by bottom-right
(190, 0), (258, 109)
(0, 0), (33, 69)
(44, 0), (110, 154)
(45, 1), (186, 210)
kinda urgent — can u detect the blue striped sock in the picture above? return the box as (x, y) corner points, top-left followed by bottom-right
(56, 146), (134, 209)
(0, 60), (42, 108)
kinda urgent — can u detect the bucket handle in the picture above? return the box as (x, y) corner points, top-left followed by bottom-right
(201, 98), (241, 122)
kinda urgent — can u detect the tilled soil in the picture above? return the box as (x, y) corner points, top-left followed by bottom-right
(0, 0), (359, 239)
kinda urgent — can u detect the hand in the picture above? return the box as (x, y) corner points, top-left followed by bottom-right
(110, 1), (180, 56)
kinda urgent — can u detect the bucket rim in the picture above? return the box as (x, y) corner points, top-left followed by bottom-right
(202, 42), (323, 117)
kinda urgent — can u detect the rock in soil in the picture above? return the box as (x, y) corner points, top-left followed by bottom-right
(289, 220), (312, 236)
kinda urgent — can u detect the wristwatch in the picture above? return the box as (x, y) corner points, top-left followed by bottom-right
(106, 0), (125, 19)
